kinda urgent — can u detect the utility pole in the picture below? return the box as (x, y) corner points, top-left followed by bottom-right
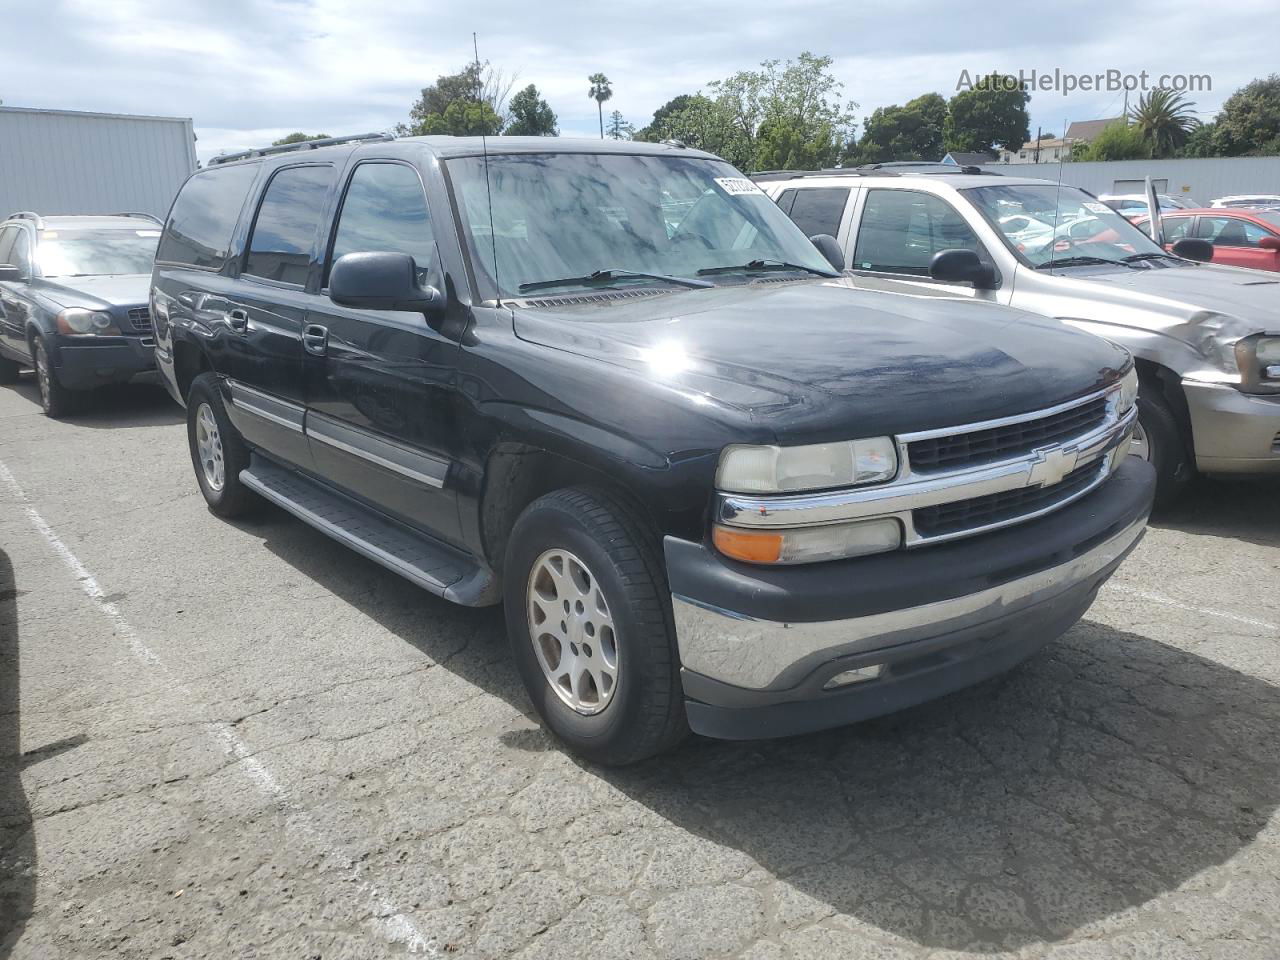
(1033, 126), (1042, 163)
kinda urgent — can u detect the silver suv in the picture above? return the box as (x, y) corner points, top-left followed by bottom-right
(758, 166), (1280, 505)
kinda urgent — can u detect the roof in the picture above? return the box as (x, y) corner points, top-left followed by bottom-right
(1064, 117), (1123, 142)
(0, 104), (193, 125)
(3, 213), (160, 230)
(942, 152), (996, 166)
(755, 170), (1060, 189)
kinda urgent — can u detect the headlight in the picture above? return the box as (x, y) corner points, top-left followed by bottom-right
(1117, 366), (1139, 414)
(716, 437), (897, 494)
(1234, 335), (1280, 393)
(713, 517), (902, 565)
(55, 308), (121, 335)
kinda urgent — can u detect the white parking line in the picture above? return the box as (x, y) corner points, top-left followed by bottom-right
(1104, 583), (1279, 632)
(0, 459), (438, 956)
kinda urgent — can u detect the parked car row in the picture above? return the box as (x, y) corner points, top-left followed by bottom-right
(0, 136), (1274, 765)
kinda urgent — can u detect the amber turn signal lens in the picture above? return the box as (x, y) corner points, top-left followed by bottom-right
(712, 526), (783, 564)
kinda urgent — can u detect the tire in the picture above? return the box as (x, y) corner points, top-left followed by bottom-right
(1133, 387), (1192, 509)
(0, 354), (20, 385)
(504, 486), (688, 765)
(186, 372), (255, 517)
(32, 338), (79, 418)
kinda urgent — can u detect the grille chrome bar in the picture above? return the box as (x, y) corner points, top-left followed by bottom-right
(717, 381), (1135, 547)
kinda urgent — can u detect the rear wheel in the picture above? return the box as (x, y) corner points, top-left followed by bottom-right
(186, 372), (255, 517)
(33, 338), (78, 418)
(504, 487), (687, 766)
(1133, 387), (1192, 509)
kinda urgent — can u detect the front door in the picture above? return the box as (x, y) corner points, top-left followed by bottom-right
(0, 225), (34, 358)
(215, 163), (335, 469)
(1194, 215), (1280, 272)
(302, 159), (463, 545)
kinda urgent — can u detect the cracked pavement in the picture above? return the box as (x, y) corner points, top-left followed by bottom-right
(1, 378), (1278, 960)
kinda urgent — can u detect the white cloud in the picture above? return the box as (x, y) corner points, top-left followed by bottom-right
(4, 0), (1271, 163)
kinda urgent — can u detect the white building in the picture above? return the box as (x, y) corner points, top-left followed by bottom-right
(0, 106), (197, 218)
(998, 117), (1123, 165)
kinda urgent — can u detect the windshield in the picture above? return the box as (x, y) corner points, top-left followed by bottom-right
(446, 153), (834, 300)
(36, 228), (160, 277)
(966, 185), (1169, 268)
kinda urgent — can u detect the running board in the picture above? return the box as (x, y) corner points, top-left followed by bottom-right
(240, 456), (498, 606)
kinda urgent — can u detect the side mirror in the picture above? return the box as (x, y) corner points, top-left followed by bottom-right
(0, 264), (28, 283)
(329, 252), (442, 313)
(929, 248), (996, 289)
(1171, 238), (1214, 263)
(809, 234), (844, 272)
(1258, 235), (1280, 251)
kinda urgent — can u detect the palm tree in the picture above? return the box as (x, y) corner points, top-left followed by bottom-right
(1128, 88), (1201, 157)
(588, 73), (613, 139)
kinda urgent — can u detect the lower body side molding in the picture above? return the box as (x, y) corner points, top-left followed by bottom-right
(240, 454), (498, 606)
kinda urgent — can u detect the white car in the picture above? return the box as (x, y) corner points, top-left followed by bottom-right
(1098, 193), (1195, 218)
(1211, 194), (1280, 210)
(756, 167), (1280, 505)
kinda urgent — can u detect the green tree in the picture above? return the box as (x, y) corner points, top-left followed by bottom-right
(607, 110), (634, 140)
(407, 61), (514, 136)
(1213, 74), (1280, 155)
(1072, 121), (1150, 161)
(504, 84), (558, 136)
(635, 94), (699, 141)
(271, 132), (330, 146)
(1128, 88), (1200, 158)
(417, 100), (503, 137)
(1177, 121), (1220, 158)
(851, 93), (948, 164)
(944, 72), (1030, 154)
(588, 73), (613, 139)
(636, 94), (745, 161)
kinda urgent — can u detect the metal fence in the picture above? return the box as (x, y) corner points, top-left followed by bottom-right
(977, 156), (1280, 205)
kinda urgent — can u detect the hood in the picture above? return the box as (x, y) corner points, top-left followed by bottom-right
(512, 280), (1129, 441)
(35, 274), (150, 310)
(1079, 262), (1279, 327)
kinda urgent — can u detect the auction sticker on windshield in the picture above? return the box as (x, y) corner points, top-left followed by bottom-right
(1083, 202), (1111, 214)
(715, 177), (766, 197)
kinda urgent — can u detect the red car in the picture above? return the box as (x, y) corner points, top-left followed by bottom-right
(1133, 208), (1280, 271)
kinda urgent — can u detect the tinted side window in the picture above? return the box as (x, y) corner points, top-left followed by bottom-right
(327, 163), (435, 285)
(0, 227), (16, 266)
(243, 165), (334, 285)
(774, 189), (798, 215)
(9, 231), (31, 272)
(157, 163), (260, 269)
(853, 190), (980, 276)
(786, 188), (849, 238)
(1195, 216), (1269, 247)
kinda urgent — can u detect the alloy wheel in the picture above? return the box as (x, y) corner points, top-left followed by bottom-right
(195, 402), (226, 491)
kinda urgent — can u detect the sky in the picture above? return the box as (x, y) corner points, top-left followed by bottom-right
(2, 0), (1272, 164)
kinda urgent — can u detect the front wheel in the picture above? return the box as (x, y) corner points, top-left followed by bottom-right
(186, 372), (255, 517)
(504, 487), (688, 766)
(33, 338), (78, 418)
(1132, 388), (1192, 509)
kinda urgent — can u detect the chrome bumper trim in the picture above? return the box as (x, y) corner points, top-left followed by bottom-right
(719, 391), (1136, 547)
(673, 514), (1146, 691)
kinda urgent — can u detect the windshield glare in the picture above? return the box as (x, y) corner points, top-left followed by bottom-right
(966, 185), (1168, 267)
(446, 153), (833, 300)
(37, 228), (160, 277)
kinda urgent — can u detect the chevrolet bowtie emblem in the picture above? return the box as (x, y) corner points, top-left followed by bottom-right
(1027, 444), (1078, 487)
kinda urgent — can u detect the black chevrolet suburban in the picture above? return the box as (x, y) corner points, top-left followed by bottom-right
(151, 134), (1155, 764)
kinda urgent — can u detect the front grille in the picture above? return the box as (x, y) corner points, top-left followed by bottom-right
(127, 307), (152, 331)
(908, 396), (1108, 472)
(913, 461), (1102, 537)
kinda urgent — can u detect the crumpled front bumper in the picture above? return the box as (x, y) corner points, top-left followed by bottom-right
(1183, 380), (1280, 474)
(665, 457), (1155, 741)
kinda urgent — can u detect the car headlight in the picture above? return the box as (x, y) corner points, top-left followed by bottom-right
(55, 308), (121, 335)
(1117, 366), (1139, 414)
(1234, 335), (1280, 393)
(716, 437), (898, 494)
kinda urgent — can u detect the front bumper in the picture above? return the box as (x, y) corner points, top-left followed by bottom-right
(666, 456), (1155, 741)
(54, 337), (157, 389)
(1183, 380), (1280, 474)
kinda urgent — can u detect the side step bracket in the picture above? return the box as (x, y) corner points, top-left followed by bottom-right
(240, 456), (499, 606)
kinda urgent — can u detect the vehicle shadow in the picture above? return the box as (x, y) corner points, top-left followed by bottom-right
(1153, 474), (1280, 548)
(248, 507), (1279, 952)
(0, 549), (35, 958)
(5, 373), (181, 429)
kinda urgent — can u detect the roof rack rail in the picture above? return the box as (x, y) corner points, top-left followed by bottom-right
(109, 212), (163, 224)
(6, 211), (45, 228)
(752, 163), (998, 182)
(208, 132), (394, 166)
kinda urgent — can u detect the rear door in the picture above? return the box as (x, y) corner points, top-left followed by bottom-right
(302, 159), (463, 544)
(217, 163), (336, 467)
(773, 185), (857, 255)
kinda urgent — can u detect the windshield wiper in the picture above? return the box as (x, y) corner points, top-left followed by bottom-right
(696, 258), (838, 278)
(518, 268), (712, 293)
(1035, 255), (1127, 270)
(1121, 252), (1181, 264)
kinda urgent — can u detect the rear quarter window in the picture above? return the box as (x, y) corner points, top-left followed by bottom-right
(157, 163), (261, 270)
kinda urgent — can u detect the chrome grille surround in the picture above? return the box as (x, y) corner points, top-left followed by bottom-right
(717, 381), (1137, 548)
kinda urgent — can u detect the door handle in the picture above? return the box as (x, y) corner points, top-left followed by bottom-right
(303, 323), (328, 356)
(226, 308), (249, 332)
